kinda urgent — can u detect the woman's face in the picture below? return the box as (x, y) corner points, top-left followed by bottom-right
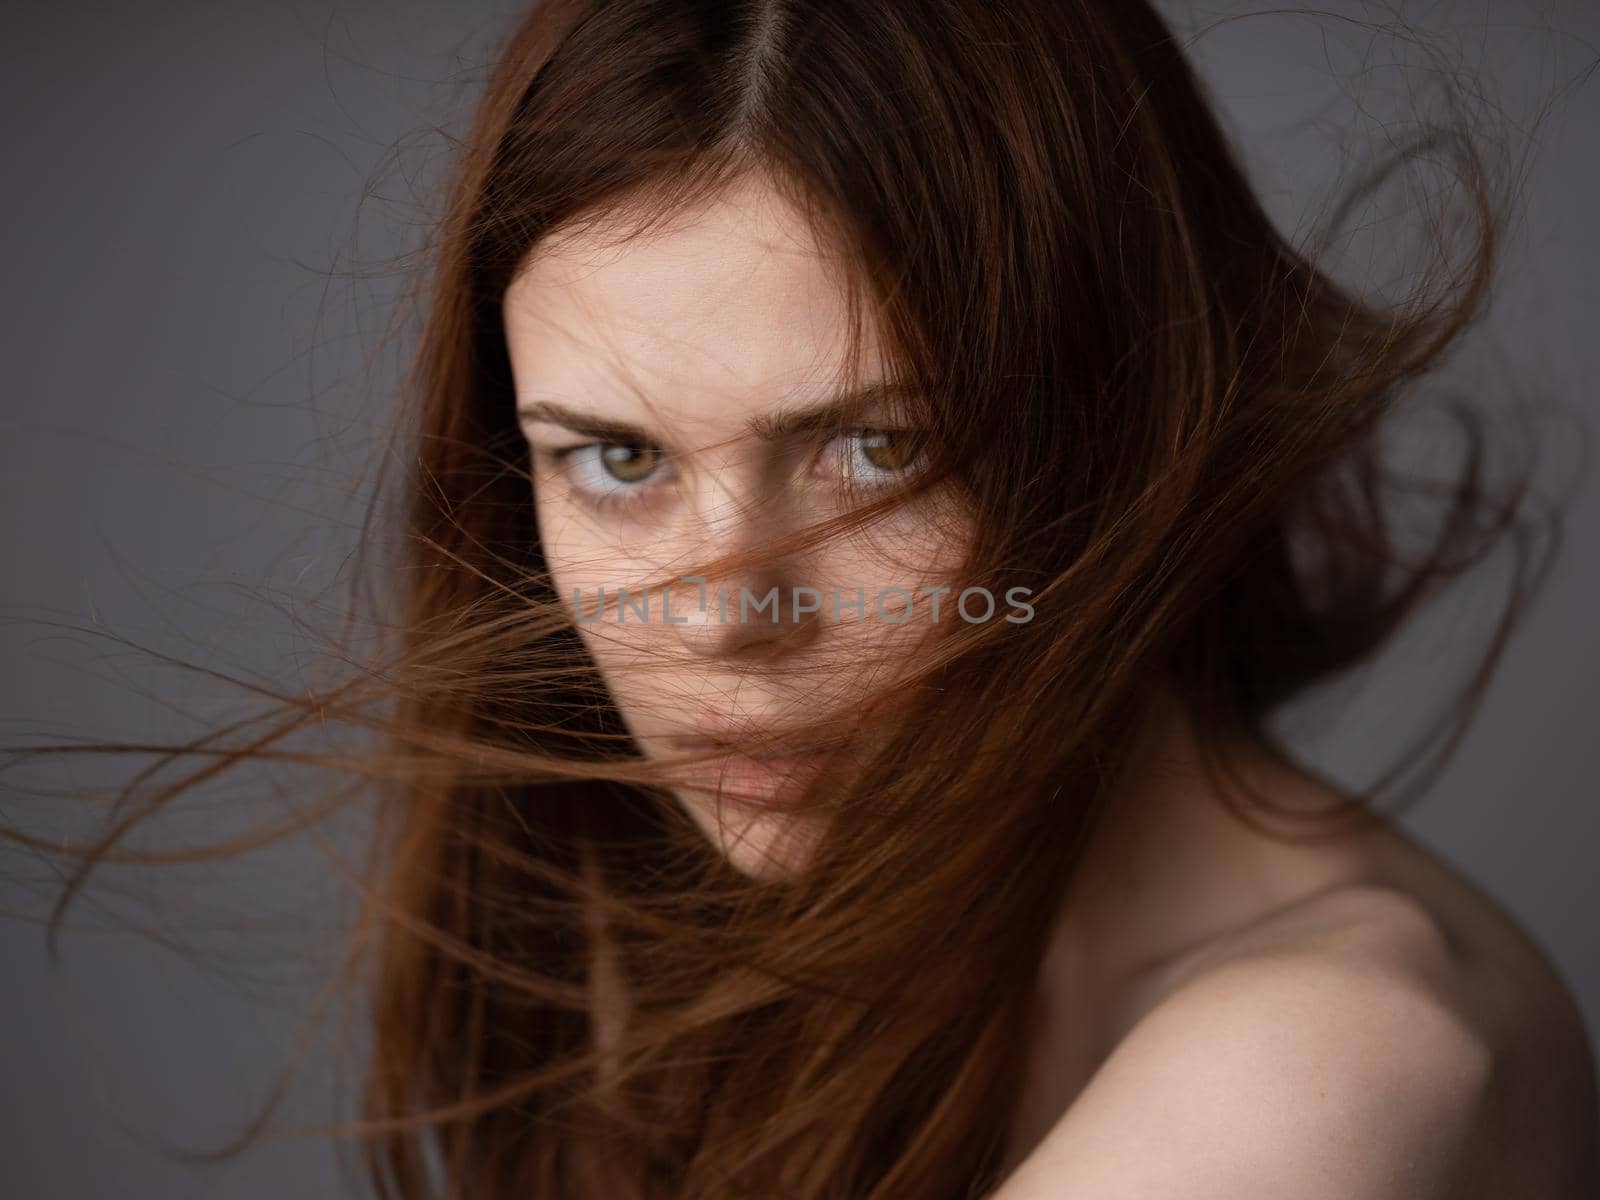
(504, 173), (971, 877)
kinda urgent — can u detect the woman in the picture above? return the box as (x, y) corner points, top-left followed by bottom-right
(10, 0), (1597, 1196)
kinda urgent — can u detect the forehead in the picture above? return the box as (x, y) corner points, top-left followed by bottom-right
(502, 175), (886, 432)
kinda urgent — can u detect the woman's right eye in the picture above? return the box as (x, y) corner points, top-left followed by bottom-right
(552, 441), (670, 508)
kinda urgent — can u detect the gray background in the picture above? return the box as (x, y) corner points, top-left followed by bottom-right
(2, 3), (1595, 1196)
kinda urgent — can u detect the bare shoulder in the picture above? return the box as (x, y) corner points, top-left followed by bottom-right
(990, 882), (1600, 1199)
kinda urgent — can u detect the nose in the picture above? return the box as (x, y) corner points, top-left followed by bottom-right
(669, 575), (823, 659)
(667, 491), (822, 661)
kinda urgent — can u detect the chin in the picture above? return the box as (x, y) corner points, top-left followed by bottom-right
(675, 793), (822, 880)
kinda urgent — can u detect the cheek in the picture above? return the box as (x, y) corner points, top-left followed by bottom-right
(814, 505), (973, 625)
(536, 497), (637, 620)
(535, 501), (650, 715)
(575, 633), (653, 742)
(534, 489), (588, 591)
(828, 483), (973, 575)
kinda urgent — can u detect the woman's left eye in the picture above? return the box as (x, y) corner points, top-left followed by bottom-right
(817, 428), (925, 485)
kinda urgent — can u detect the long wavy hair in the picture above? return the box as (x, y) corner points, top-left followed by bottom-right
(2, 1), (1570, 1197)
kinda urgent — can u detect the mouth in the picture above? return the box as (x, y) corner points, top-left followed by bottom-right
(665, 719), (837, 811)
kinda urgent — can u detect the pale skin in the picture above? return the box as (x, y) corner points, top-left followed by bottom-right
(503, 172), (1599, 1196)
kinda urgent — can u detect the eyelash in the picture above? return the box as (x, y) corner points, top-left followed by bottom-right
(539, 444), (667, 516)
(819, 428), (925, 488)
(538, 429), (922, 516)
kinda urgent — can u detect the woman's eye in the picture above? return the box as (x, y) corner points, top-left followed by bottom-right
(819, 428), (925, 485)
(559, 442), (668, 502)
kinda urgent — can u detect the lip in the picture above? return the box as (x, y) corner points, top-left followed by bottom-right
(669, 717), (832, 811)
(690, 749), (831, 811)
(662, 713), (838, 809)
(689, 710), (785, 744)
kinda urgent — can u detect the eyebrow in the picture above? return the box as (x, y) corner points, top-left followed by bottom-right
(516, 380), (912, 445)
